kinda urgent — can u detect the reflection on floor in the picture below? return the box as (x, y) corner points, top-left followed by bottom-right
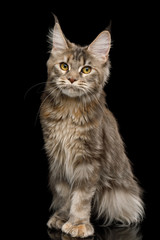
(48, 225), (142, 240)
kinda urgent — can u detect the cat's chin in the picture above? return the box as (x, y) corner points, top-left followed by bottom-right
(61, 88), (84, 98)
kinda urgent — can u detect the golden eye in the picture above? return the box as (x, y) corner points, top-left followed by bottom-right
(81, 66), (92, 74)
(60, 62), (69, 71)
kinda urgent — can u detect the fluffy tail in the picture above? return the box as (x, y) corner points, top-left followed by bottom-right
(93, 188), (144, 226)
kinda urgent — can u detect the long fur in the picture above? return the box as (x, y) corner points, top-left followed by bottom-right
(40, 18), (144, 238)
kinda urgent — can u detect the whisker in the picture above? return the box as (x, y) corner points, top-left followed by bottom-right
(24, 82), (46, 100)
(34, 88), (57, 126)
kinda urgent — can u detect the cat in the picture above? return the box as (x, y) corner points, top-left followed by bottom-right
(40, 16), (144, 238)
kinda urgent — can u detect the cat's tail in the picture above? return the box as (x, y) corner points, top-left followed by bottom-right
(92, 187), (144, 226)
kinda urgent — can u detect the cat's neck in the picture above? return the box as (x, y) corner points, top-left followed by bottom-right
(41, 90), (106, 124)
(55, 90), (106, 111)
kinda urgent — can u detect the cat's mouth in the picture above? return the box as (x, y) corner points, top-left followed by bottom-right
(60, 84), (85, 98)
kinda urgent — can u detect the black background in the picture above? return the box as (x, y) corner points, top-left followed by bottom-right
(23, 1), (158, 239)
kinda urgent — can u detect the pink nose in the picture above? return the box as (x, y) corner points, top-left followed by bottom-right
(68, 78), (76, 84)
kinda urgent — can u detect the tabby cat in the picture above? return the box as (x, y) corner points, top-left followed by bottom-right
(40, 16), (144, 238)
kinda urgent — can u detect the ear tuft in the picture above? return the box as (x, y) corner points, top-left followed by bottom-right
(52, 13), (59, 24)
(87, 31), (111, 62)
(48, 16), (68, 52)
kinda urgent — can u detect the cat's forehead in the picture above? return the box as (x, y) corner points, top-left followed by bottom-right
(65, 47), (92, 66)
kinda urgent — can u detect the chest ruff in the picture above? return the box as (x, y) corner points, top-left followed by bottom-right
(40, 98), (103, 182)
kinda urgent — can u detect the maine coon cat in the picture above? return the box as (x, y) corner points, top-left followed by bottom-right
(40, 16), (144, 238)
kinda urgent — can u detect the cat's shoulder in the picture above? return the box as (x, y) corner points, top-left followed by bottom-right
(103, 107), (118, 127)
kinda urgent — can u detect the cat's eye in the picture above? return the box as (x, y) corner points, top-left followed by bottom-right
(60, 62), (69, 71)
(81, 66), (92, 74)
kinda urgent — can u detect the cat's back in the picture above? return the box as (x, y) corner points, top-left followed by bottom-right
(101, 107), (125, 162)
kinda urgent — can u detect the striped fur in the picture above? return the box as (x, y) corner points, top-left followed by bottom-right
(40, 18), (144, 238)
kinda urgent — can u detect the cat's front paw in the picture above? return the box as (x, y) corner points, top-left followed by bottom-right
(47, 215), (66, 230)
(62, 222), (94, 238)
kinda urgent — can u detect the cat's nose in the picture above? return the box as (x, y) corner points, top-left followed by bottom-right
(68, 78), (77, 84)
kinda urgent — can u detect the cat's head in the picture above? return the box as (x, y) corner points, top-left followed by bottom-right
(47, 17), (111, 98)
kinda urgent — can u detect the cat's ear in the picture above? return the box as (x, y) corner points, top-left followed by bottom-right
(87, 31), (111, 62)
(49, 16), (68, 52)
